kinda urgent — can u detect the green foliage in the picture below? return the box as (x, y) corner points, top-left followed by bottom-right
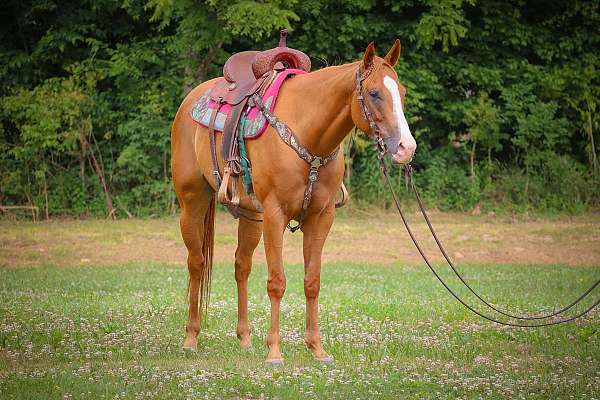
(464, 94), (503, 161)
(418, 154), (480, 211)
(415, 0), (475, 52)
(1, 0), (599, 217)
(223, 1), (299, 39)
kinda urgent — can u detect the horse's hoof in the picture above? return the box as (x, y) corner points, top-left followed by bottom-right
(182, 338), (197, 352)
(315, 355), (334, 364)
(239, 337), (252, 350)
(265, 358), (284, 367)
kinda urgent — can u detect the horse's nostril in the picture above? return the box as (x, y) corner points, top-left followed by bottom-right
(397, 142), (409, 154)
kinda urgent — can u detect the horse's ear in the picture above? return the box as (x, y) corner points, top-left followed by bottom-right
(363, 42), (375, 70)
(384, 39), (401, 66)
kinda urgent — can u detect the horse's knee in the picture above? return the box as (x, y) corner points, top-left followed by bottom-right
(234, 258), (251, 283)
(235, 244), (255, 280)
(304, 275), (320, 299)
(187, 254), (205, 277)
(267, 274), (286, 299)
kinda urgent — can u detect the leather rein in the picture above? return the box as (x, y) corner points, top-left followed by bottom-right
(355, 66), (600, 327)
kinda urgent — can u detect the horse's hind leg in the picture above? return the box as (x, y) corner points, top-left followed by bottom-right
(234, 213), (263, 348)
(177, 179), (215, 351)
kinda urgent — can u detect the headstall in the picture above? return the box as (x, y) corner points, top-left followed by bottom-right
(355, 65), (390, 171)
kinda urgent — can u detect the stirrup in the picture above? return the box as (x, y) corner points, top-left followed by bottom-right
(217, 166), (232, 205)
(218, 166), (240, 207)
(218, 166), (242, 219)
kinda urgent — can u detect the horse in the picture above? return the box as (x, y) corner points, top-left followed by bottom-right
(170, 40), (416, 365)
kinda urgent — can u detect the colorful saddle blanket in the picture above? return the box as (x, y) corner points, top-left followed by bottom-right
(190, 69), (306, 139)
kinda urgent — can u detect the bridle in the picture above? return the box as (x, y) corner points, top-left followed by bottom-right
(354, 63), (600, 328)
(254, 62), (599, 326)
(355, 63), (414, 168)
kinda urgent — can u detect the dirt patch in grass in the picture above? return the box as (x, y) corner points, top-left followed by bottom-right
(1, 211), (599, 268)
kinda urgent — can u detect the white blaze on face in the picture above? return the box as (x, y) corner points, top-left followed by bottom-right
(383, 75), (415, 151)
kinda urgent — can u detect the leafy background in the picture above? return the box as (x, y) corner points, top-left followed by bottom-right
(1, 0), (599, 218)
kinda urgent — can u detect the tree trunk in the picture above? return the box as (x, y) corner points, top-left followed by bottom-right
(43, 173), (49, 220)
(24, 192), (36, 221)
(182, 41), (223, 97)
(79, 132), (87, 198)
(470, 141), (476, 180)
(585, 108), (598, 176)
(524, 161), (529, 200)
(83, 135), (115, 219)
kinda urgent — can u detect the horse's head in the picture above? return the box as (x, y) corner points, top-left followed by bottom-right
(351, 40), (417, 165)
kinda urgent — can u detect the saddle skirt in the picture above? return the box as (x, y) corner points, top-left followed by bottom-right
(190, 68), (306, 140)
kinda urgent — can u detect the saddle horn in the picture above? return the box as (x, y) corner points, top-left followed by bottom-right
(278, 29), (288, 47)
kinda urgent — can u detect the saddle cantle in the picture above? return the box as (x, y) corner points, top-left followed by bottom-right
(223, 51), (260, 86)
(223, 29), (311, 85)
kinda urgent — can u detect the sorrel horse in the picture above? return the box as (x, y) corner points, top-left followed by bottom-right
(171, 40), (416, 365)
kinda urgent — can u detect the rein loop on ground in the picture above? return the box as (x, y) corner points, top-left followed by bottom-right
(407, 171), (600, 321)
(381, 164), (600, 327)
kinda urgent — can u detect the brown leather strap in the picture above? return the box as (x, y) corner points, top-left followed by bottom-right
(208, 99), (223, 188)
(222, 99), (247, 165)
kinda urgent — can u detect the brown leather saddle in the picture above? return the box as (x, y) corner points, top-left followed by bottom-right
(207, 30), (311, 216)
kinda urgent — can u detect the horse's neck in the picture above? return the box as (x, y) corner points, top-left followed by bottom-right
(281, 63), (359, 156)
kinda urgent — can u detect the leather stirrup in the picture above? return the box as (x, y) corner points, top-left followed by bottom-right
(218, 166), (232, 205)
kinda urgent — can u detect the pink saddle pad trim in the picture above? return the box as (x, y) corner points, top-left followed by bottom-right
(190, 68), (306, 140)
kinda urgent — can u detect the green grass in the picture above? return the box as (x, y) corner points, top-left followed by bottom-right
(0, 261), (599, 399)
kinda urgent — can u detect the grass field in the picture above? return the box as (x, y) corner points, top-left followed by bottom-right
(1, 213), (599, 399)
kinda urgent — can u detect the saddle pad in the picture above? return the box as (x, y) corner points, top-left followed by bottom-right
(190, 69), (306, 139)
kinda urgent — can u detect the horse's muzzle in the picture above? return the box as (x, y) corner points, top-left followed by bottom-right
(390, 141), (416, 165)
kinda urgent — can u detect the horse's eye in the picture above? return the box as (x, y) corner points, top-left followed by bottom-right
(369, 90), (380, 99)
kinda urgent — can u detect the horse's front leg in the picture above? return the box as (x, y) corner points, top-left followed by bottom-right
(262, 205), (288, 365)
(234, 212), (263, 349)
(302, 204), (334, 363)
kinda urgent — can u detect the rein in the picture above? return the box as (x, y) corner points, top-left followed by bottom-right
(355, 67), (600, 327)
(381, 165), (600, 327)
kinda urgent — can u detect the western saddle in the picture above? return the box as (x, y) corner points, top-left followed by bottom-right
(207, 30), (312, 216)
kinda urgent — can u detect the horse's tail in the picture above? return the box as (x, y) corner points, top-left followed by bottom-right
(197, 195), (216, 327)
